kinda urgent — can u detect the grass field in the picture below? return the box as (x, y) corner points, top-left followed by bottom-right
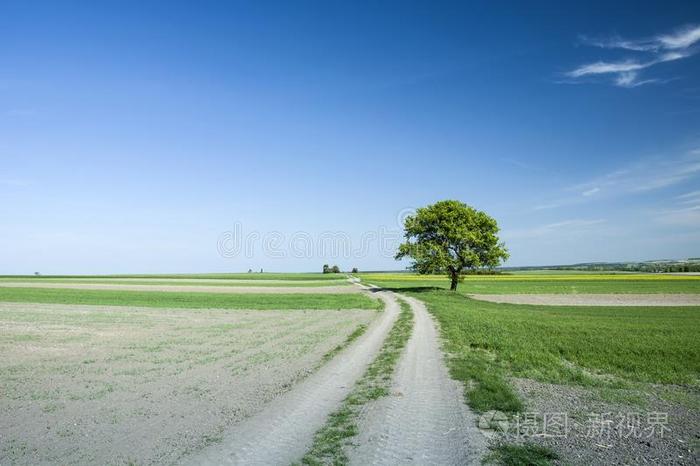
(0, 273), (347, 281)
(0, 277), (350, 287)
(357, 272), (700, 294)
(2, 271), (697, 465)
(359, 274), (700, 414)
(0, 287), (380, 310)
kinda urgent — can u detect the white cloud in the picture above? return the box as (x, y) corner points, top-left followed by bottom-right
(575, 149), (700, 195)
(567, 24), (700, 87)
(567, 60), (648, 77)
(654, 187), (700, 226)
(655, 205), (700, 226)
(582, 187), (600, 196)
(658, 25), (700, 49)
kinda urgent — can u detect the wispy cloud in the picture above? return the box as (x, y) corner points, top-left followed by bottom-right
(654, 204), (700, 227)
(567, 24), (700, 87)
(652, 187), (700, 226)
(581, 187), (600, 196)
(505, 219), (606, 239)
(534, 149), (700, 210)
(576, 149), (700, 193)
(676, 190), (700, 204)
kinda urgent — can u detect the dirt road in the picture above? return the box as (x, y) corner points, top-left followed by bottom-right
(180, 291), (399, 465)
(178, 289), (486, 465)
(348, 295), (487, 465)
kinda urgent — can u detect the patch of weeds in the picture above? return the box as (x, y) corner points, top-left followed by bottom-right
(41, 402), (63, 413)
(298, 298), (414, 465)
(3, 333), (40, 342)
(319, 324), (368, 365)
(201, 425), (225, 446)
(658, 386), (700, 410)
(595, 385), (649, 408)
(56, 426), (74, 438)
(483, 443), (558, 466)
(450, 350), (523, 413)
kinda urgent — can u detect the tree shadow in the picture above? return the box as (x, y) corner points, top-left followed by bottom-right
(374, 286), (444, 294)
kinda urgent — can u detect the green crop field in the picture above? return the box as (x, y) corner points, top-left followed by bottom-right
(357, 272), (700, 294)
(0, 272), (347, 281)
(0, 277), (349, 287)
(358, 274), (700, 414)
(0, 287), (381, 310)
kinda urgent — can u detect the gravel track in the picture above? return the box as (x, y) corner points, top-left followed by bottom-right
(469, 293), (700, 306)
(179, 290), (399, 466)
(0, 282), (357, 294)
(348, 295), (487, 466)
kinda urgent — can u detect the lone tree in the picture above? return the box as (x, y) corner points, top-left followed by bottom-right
(395, 200), (509, 291)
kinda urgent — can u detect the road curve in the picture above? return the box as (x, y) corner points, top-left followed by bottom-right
(179, 290), (399, 466)
(348, 294), (487, 465)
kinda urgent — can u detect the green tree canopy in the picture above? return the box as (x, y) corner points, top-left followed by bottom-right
(395, 200), (509, 290)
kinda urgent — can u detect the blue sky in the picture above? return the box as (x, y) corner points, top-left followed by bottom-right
(1, 0), (700, 273)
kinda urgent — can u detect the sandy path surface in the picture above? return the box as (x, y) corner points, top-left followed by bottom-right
(348, 295), (487, 465)
(469, 293), (700, 306)
(0, 282), (357, 294)
(180, 291), (400, 466)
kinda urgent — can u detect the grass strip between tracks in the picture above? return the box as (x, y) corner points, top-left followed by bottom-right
(298, 297), (414, 465)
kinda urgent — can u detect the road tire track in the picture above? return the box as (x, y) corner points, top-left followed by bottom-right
(179, 289), (399, 466)
(348, 294), (487, 465)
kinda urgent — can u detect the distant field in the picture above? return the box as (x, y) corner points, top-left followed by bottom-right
(359, 274), (700, 415)
(358, 272), (700, 294)
(411, 290), (697, 414)
(0, 278), (350, 287)
(0, 273), (346, 281)
(0, 287), (381, 310)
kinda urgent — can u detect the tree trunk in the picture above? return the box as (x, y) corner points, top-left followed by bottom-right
(450, 271), (459, 291)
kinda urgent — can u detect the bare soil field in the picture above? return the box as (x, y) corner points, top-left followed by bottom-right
(469, 293), (700, 306)
(0, 302), (377, 465)
(184, 291), (400, 465)
(0, 282), (357, 294)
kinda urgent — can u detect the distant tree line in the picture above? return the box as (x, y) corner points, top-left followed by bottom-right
(322, 264), (341, 274)
(503, 260), (700, 274)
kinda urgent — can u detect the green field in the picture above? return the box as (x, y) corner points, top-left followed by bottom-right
(0, 278), (349, 287)
(0, 287), (381, 310)
(357, 272), (700, 294)
(0, 272), (346, 281)
(360, 274), (700, 413)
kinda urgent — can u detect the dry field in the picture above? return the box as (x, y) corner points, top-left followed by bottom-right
(0, 301), (376, 465)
